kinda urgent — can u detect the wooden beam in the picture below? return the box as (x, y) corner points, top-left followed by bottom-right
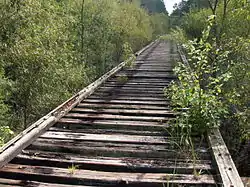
(0, 178), (94, 187)
(208, 129), (244, 187)
(0, 163), (217, 186)
(40, 131), (170, 144)
(65, 113), (171, 122)
(13, 153), (213, 174)
(77, 103), (169, 110)
(82, 99), (169, 105)
(56, 118), (168, 131)
(0, 117), (57, 169)
(71, 108), (175, 116)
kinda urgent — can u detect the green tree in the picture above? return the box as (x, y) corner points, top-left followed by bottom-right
(0, 0), (88, 129)
(0, 65), (13, 145)
(151, 13), (169, 37)
(140, 0), (167, 14)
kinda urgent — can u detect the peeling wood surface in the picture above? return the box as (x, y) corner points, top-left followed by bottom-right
(0, 41), (242, 186)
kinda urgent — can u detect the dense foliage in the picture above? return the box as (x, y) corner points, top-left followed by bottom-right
(0, 0), (169, 145)
(0, 66), (13, 145)
(166, 0), (249, 175)
(140, 0), (167, 14)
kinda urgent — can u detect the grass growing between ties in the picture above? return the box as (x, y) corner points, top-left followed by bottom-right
(68, 164), (79, 174)
(117, 75), (129, 84)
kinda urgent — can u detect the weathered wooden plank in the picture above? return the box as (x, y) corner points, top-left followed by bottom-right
(103, 83), (168, 87)
(13, 153), (214, 174)
(122, 69), (173, 73)
(99, 86), (164, 91)
(41, 131), (169, 144)
(32, 138), (178, 151)
(28, 139), (210, 159)
(138, 50), (168, 54)
(57, 118), (167, 127)
(56, 118), (167, 131)
(135, 57), (170, 61)
(115, 73), (174, 77)
(90, 93), (166, 99)
(77, 103), (170, 110)
(103, 78), (171, 83)
(82, 99), (169, 105)
(34, 138), (173, 149)
(96, 90), (165, 96)
(115, 74), (175, 79)
(117, 70), (173, 74)
(87, 96), (167, 101)
(136, 62), (173, 64)
(134, 61), (172, 65)
(92, 91), (165, 96)
(96, 88), (165, 94)
(108, 78), (172, 83)
(47, 128), (207, 145)
(37, 136), (208, 154)
(103, 82), (169, 87)
(0, 164), (217, 186)
(100, 86), (166, 90)
(130, 67), (173, 71)
(20, 150), (212, 164)
(71, 108), (175, 116)
(0, 178), (95, 187)
(141, 57), (170, 60)
(0, 116), (57, 169)
(27, 143), (190, 159)
(49, 127), (165, 136)
(0, 178), (96, 187)
(137, 60), (172, 63)
(208, 129), (244, 187)
(65, 113), (172, 122)
(134, 57), (170, 61)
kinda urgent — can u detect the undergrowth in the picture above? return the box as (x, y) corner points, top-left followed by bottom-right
(165, 17), (230, 140)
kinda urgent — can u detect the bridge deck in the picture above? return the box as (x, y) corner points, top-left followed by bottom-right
(0, 41), (243, 186)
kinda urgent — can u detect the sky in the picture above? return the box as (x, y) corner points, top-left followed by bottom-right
(163, 0), (182, 14)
